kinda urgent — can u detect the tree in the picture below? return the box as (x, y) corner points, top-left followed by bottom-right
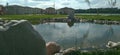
(85, 0), (91, 14)
(85, 0), (91, 8)
(107, 0), (117, 14)
(108, 0), (117, 8)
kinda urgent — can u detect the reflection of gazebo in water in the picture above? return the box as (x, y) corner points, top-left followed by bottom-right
(80, 27), (90, 48)
(103, 25), (114, 41)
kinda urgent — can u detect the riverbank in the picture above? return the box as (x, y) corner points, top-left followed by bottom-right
(0, 14), (120, 24)
(0, 14), (67, 24)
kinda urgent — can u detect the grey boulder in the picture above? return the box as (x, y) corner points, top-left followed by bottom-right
(0, 20), (46, 55)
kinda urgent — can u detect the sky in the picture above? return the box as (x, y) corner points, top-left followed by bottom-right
(0, 0), (120, 9)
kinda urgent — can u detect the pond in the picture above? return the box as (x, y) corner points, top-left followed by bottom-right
(33, 22), (120, 49)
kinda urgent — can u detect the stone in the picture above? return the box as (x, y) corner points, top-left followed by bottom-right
(106, 41), (120, 49)
(0, 20), (46, 55)
(46, 42), (61, 55)
(63, 48), (76, 55)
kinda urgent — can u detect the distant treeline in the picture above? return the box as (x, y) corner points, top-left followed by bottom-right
(75, 8), (120, 14)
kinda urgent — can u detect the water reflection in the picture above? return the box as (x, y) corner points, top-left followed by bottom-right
(81, 25), (90, 48)
(34, 23), (120, 49)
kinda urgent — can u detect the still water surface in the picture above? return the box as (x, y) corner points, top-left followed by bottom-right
(34, 22), (120, 49)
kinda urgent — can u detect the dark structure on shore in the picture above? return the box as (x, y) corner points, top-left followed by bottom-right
(45, 7), (56, 14)
(5, 5), (44, 15)
(58, 7), (74, 15)
(0, 5), (4, 15)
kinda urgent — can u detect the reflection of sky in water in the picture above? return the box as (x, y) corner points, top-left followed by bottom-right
(34, 23), (120, 49)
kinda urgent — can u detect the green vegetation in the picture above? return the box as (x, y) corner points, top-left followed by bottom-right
(70, 49), (120, 55)
(0, 14), (67, 24)
(0, 14), (67, 20)
(75, 15), (120, 21)
(0, 14), (120, 24)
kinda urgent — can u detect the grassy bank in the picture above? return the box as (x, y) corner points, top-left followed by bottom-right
(0, 14), (120, 24)
(75, 15), (120, 21)
(0, 14), (67, 24)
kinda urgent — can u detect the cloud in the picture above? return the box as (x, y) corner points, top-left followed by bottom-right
(90, 0), (120, 8)
(32, 1), (54, 9)
(32, 0), (50, 1)
(75, 0), (86, 3)
(62, 2), (70, 5)
(0, 0), (120, 9)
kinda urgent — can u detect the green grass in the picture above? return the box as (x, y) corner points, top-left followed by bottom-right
(0, 14), (67, 19)
(0, 14), (120, 24)
(75, 15), (120, 21)
(0, 14), (67, 24)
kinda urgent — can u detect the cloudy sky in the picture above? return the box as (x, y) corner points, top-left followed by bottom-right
(0, 0), (120, 9)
